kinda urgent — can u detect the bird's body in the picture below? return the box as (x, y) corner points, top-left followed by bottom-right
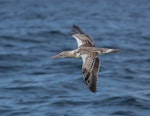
(52, 25), (120, 92)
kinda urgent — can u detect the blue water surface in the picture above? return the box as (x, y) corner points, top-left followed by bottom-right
(0, 0), (150, 116)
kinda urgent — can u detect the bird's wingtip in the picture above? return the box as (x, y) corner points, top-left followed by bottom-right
(72, 24), (79, 28)
(71, 24), (85, 35)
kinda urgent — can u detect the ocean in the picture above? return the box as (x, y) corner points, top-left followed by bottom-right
(0, 0), (150, 116)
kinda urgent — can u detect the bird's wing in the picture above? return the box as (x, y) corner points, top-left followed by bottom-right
(81, 54), (100, 92)
(71, 25), (95, 48)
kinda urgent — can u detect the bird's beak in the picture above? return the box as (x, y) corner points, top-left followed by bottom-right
(51, 54), (60, 58)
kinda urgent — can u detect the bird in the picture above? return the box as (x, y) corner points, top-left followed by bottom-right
(51, 25), (120, 93)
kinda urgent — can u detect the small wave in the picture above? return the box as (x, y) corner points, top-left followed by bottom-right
(29, 71), (47, 75)
(118, 96), (138, 106)
(97, 96), (148, 109)
(0, 106), (13, 116)
(1, 86), (40, 91)
(111, 111), (136, 116)
(51, 100), (89, 107)
(37, 30), (66, 37)
(0, 35), (18, 40)
(0, 65), (22, 73)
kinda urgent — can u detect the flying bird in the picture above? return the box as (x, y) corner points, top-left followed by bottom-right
(52, 25), (120, 92)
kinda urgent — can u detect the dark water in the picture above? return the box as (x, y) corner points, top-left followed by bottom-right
(0, 0), (150, 116)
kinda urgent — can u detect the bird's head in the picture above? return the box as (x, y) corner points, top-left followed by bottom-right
(51, 52), (69, 58)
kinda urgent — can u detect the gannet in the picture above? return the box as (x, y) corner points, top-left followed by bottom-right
(52, 25), (120, 92)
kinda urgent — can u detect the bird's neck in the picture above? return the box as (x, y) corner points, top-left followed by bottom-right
(64, 50), (80, 58)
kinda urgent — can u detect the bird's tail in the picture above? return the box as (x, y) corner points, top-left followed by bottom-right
(105, 49), (120, 53)
(97, 48), (120, 54)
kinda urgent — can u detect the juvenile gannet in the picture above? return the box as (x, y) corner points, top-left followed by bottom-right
(52, 25), (120, 92)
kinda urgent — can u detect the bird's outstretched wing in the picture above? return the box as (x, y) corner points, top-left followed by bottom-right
(81, 54), (100, 92)
(71, 25), (95, 48)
